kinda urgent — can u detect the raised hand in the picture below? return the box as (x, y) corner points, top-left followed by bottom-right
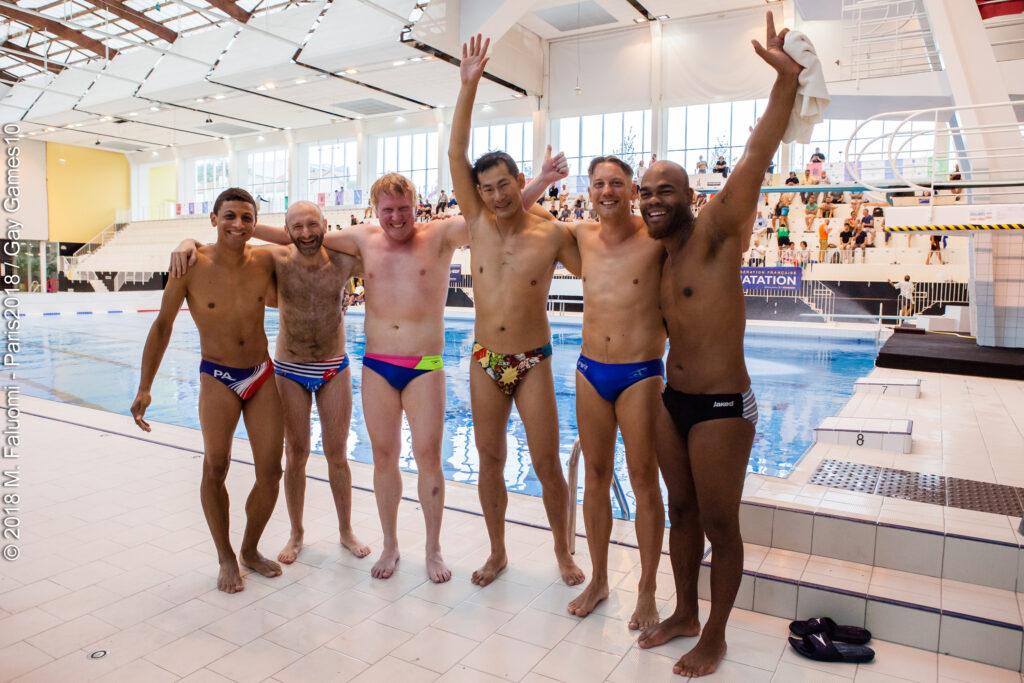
(751, 11), (801, 76)
(460, 34), (490, 85)
(541, 144), (569, 181)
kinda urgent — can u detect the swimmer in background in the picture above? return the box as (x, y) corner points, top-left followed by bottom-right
(133, 188), (283, 594)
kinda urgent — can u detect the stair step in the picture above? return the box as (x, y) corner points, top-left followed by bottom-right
(738, 500), (1023, 592)
(707, 542), (1024, 671)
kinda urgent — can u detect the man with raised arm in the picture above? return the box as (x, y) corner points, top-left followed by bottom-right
(536, 155), (667, 630)
(450, 35), (584, 588)
(132, 188), (283, 594)
(170, 201), (370, 568)
(635, 13), (802, 677)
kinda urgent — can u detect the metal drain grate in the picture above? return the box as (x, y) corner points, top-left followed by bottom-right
(808, 459), (1024, 516)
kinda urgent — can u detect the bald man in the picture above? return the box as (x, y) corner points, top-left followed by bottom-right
(172, 200), (370, 565)
(636, 12), (803, 678)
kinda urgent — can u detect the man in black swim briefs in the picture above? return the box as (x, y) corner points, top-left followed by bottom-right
(635, 12), (802, 678)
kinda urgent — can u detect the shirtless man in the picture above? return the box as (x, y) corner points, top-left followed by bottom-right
(450, 35), (584, 588)
(635, 13), (801, 677)
(171, 201), (371, 566)
(530, 156), (666, 629)
(131, 187), (283, 594)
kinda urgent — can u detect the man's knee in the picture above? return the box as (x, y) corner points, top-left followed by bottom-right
(284, 442), (310, 466)
(203, 457), (230, 483)
(255, 459), (283, 484)
(700, 510), (740, 545)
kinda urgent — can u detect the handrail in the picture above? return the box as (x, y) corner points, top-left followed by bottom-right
(566, 436), (633, 555)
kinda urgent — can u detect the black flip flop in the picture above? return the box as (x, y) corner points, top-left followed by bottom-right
(788, 634), (875, 664)
(789, 616), (872, 645)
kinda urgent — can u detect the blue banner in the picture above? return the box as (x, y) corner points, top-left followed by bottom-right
(450, 264), (462, 285)
(741, 267), (802, 291)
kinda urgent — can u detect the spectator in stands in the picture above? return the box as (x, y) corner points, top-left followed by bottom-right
(785, 171), (799, 186)
(818, 218), (831, 262)
(573, 205), (585, 220)
(350, 215), (358, 226)
(694, 191), (709, 214)
(854, 222), (868, 262)
(695, 155), (708, 174)
(713, 156), (729, 178)
(364, 204), (375, 220)
(558, 205), (571, 221)
(436, 190), (448, 216)
(748, 238), (765, 267)
(765, 159), (775, 186)
(810, 147), (826, 163)
(889, 275), (914, 318)
(547, 182), (559, 207)
(819, 193), (834, 219)
(860, 208), (874, 240)
(926, 234), (945, 265)
(753, 211), (768, 237)
(804, 198), (819, 229)
(950, 164), (963, 201)
(850, 189), (863, 218)
(797, 240), (810, 268)
(839, 220), (854, 263)
(776, 220), (791, 251)
(777, 193), (791, 231)
(448, 190), (458, 209)
(800, 169), (818, 204)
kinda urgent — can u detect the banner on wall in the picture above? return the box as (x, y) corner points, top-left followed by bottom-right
(175, 203), (182, 216)
(335, 189), (344, 206)
(317, 193), (326, 207)
(450, 264), (462, 285)
(201, 201), (209, 214)
(353, 190), (364, 205)
(188, 202), (195, 214)
(741, 267), (802, 291)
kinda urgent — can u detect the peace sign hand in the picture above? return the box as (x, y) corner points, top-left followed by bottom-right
(460, 34), (490, 85)
(751, 11), (801, 76)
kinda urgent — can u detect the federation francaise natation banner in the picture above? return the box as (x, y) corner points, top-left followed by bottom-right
(740, 267), (802, 291)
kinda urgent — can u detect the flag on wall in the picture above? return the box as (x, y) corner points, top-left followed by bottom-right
(317, 193), (326, 207)
(978, 0), (1024, 19)
(175, 203), (181, 216)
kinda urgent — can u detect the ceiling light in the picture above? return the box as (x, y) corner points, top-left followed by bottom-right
(410, 57), (422, 62)
(294, 78), (306, 84)
(393, 60), (406, 67)
(152, 151), (158, 156)
(101, 116), (113, 121)
(419, 105), (430, 110)
(422, 55), (433, 61)
(258, 136), (265, 141)
(256, 85), (266, 91)
(150, 106), (160, 111)
(513, 93), (524, 98)
(634, 17), (648, 23)
(195, 98), (205, 103)
(27, 131), (35, 135)
(345, 68), (358, 74)
(128, 112), (139, 116)
(263, 82), (276, 90)
(656, 15), (668, 20)
(46, 127), (55, 132)
(214, 94), (225, 100)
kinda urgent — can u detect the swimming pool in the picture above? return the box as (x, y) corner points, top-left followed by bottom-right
(16, 311), (879, 517)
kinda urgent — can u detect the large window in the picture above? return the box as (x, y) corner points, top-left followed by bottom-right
(470, 121), (534, 177)
(557, 110), (651, 181)
(793, 118), (939, 182)
(247, 149), (289, 213)
(308, 139), (358, 206)
(375, 131), (439, 197)
(666, 99), (779, 176)
(194, 157), (229, 213)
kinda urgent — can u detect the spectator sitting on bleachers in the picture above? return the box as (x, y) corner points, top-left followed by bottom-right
(839, 220), (855, 263)
(796, 241), (810, 268)
(748, 238), (765, 267)
(713, 156), (729, 178)
(804, 198), (819, 229)
(753, 211), (768, 237)
(784, 171), (799, 187)
(820, 193), (834, 219)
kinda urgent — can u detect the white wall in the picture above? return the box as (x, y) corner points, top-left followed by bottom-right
(16, 139), (48, 241)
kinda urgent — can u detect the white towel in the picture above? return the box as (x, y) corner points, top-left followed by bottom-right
(782, 30), (830, 145)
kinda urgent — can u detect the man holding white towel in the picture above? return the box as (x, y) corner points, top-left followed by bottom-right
(636, 12), (807, 677)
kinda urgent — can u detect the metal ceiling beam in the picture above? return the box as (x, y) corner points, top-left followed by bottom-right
(201, 0), (252, 24)
(81, 0), (179, 44)
(0, 4), (119, 59)
(0, 41), (64, 73)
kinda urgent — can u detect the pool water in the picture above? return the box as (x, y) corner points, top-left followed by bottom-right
(16, 311), (879, 517)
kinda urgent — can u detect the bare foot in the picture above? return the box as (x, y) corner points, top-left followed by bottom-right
(240, 551), (282, 578)
(637, 612), (701, 649)
(674, 637), (727, 678)
(217, 560), (245, 594)
(629, 590), (660, 631)
(471, 552), (507, 587)
(371, 546), (399, 579)
(340, 529), (371, 559)
(277, 534), (302, 564)
(426, 550), (452, 583)
(567, 579), (608, 617)
(557, 553), (585, 587)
